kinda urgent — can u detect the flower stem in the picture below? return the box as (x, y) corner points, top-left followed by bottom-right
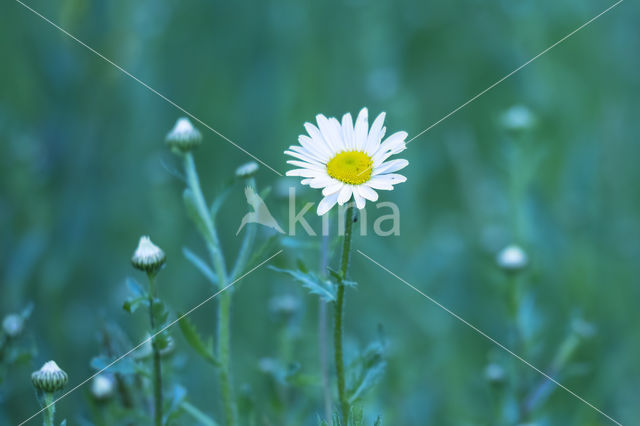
(182, 153), (236, 426)
(147, 273), (163, 426)
(42, 392), (55, 426)
(334, 205), (355, 424)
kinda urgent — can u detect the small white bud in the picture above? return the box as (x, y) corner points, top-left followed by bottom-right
(501, 105), (536, 132)
(571, 317), (596, 339)
(235, 162), (259, 179)
(32, 361), (68, 393)
(484, 363), (505, 384)
(166, 117), (202, 152)
(269, 294), (300, 318)
(131, 236), (166, 274)
(91, 374), (115, 400)
(496, 244), (528, 271)
(2, 314), (24, 338)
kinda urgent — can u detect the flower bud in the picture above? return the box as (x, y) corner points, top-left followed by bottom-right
(32, 361), (68, 393)
(269, 294), (300, 320)
(166, 117), (202, 152)
(500, 105), (536, 133)
(484, 362), (506, 385)
(91, 374), (115, 400)
(496, 244), (528, 272)
(131, 236), (166, 274)
(2, 314), (24, 338)
(235, 162), (259, 179)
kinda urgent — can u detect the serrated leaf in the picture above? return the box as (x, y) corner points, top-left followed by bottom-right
(269, 266), (336, 302)
(178, 316), (219, 366)
(183, 247), (218, 286)
(347, 342), (386, 404)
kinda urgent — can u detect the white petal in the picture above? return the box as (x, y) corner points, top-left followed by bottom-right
(286, 169), (326, 178)
(289, 145), (326, 163)
(372, 131), (407, 163)
(353, 191), (366, 209)
(377, 173), (407, 184)
(286, 160), (325, 171)
(316, 115), (341, 153)
(337, 185), (353, 205)
(317, 192), (339, 216)
(304, 177), (334, 189)
(373, 159), (409, 175)
(305, 122), (335, 156)
(299, 135), (331, 162)
(366, 176), (395, 190)
(365, 112), (386, 154)
(356, 185), (379, 201)
(322, 181), (344, 196)
(342, 113), (354, 150)
(353, 107), (369, 151)
(284, 150), (322, 165)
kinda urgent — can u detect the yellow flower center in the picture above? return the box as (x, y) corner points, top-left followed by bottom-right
(326, 151), (372, 185)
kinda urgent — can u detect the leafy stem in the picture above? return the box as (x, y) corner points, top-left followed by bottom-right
(334, 205), (355, 424)
(147, 273), (163, 426)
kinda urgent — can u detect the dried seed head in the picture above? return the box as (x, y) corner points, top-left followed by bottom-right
(32, 361), (68, 393)
(235, 161), (259, 179)
(131, 236), (166, 274)
(496, 244), (528, 272)
(166, 117), (202, 152)
(91, 374), (115, 400)
(2, 314), (24, 338)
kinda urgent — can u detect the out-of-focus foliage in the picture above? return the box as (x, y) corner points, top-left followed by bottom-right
(1, 0), (639, 424)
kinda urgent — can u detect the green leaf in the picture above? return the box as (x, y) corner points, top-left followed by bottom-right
(178, 316), (219, 366)
(60, 420), (67, 426)
(373, 416), (382, 426)
(269, 266), (336, 302)
(347, 341), (387, 404)
(164, 384), (187, 423)
(183, 247), (218, 286)
(151, 299), (169, 325)
(122, 296), (148, 314)
(210, 183), (233, 218)
(348, 406), (364, 426)
(126, 277), (145, 297)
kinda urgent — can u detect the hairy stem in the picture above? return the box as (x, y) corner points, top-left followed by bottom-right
(42, 392), (55, 426)
(147, 273), (163, 426)
(334, 205), (354, 424)
(320, 232), (332, 420)
(182, 153), (236, 425)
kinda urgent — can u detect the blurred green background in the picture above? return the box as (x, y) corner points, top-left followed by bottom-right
(1, 0), (639, 424)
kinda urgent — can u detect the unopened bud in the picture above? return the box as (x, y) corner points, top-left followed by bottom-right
(131, 236), (166, 274)
(501, 105), (536, 133)
(496, 244), (528, 272)
(2, 314), (24, 338)
(166, 117), (202, 152)
(235, 162), (259, 179)
(91, 374), (115, 400)
(32, 361), (68, 393)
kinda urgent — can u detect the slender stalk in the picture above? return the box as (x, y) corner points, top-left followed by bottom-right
(42, 392), (55, 426)
(147, 273), (163, 426)
(334, 205), (355, 424)
(182, 153), (236, 426)
(320, 232), (332, 420)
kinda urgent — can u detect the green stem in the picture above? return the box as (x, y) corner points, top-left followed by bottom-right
(183, 153), (236, 425)
(42, 392), (55, 426)
(334, 205), (354, 424)
(148, 273), (163, 426)
(218, 292), (235, 426)
(181, 401), (219, 426)
(231, 177), (257, 279)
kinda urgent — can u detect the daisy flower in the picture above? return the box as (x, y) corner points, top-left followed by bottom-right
(285, 108), (409, 215)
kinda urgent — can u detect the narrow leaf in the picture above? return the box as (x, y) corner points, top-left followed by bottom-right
(183, 247), (218, 285)
(178, 316), (219, 366)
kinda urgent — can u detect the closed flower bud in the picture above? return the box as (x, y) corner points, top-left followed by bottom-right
(166, 117), (202, 152)
(235, 162), (259, 179)
(501, 105), (536, 133)
(32, 361), (68, 393)
(131, 236), (166, 274)
(2, 314), (24, 338)
(496, 244), (528, 272)
(484, 362), (506, 385)
(91, 374), (115, 400)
